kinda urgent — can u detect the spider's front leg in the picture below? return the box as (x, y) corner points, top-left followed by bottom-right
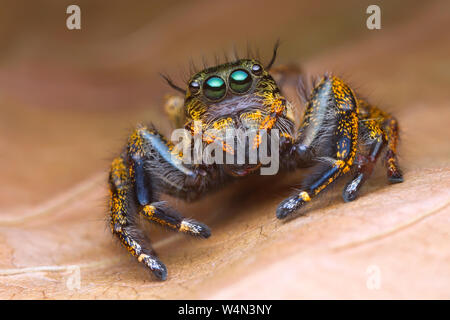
(109, 125), (211, 280)
(277, 75), (359, 219)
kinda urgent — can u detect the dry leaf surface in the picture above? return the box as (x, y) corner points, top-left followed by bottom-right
(0, 0), (449, 299)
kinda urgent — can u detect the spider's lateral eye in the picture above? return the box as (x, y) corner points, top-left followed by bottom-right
(229, 69), (252, 94)
(189, 80), (200, 94)
(203, 76), (226, 100)
(251, 64), (262, 75)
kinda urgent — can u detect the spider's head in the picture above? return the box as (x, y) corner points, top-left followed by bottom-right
(161, 43), (293, 176)
(184, 58), (279, 127)
(161, 42), (283, 132)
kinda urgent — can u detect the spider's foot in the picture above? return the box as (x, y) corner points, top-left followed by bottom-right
(179, 219), (211, 238)
(141, 203), (211, 238)
(276, 191), (311, 219)
(343, 173), (364, 202)
(139, 254), (168, 281)
(387, 169), (404, 184)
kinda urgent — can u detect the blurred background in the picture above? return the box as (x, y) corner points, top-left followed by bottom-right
(0, 0), (449, 299)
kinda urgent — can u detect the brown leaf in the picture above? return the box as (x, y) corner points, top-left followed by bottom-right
(0, 0), (449, 299)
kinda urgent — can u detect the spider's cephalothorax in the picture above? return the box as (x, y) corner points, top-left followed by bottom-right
(181, 58), (296, 176)
(108, 45), (403, 280)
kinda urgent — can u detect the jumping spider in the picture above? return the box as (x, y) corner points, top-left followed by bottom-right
(108, 44), (403, 280)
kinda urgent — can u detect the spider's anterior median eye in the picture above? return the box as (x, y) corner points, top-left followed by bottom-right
(229, 69), (252, 94)
(204, 76), (226, 100)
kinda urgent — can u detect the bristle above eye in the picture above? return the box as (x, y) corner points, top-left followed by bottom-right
(232, 43), (239, 61)
(246, 41), (254, 59)
(214, 53), (220, 66)
(223, 50), (229, 64)
(202, 55), (208, 69)
(178, 66), (190, 85)
(255, 47), (261, 61)
(189, 58), (198, 74)
(181, 42), (276, 79)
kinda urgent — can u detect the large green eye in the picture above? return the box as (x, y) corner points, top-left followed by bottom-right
(204, 76), (226, 100)
(229, 69), (252, 94)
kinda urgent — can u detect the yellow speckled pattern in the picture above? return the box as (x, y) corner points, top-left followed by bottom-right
(312, 77), (358, 196)
(107, 57), (404, 277)
(109, 156), (143, 257)
(357, 99), (402, 180)
(298, 191), (311, 202)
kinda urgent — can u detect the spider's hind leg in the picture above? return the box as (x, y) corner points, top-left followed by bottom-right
(342, 120), (384, 202)
(361, 100), (403, 182)
(383, 116), (403, 183)
(343, 100), (403, 202)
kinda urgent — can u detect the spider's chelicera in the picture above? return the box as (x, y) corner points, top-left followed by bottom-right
(170, 123), (281, 175)
(108, 43), (403, 280)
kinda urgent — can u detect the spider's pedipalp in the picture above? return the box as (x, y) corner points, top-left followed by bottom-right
(341, 99), (403, 201)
